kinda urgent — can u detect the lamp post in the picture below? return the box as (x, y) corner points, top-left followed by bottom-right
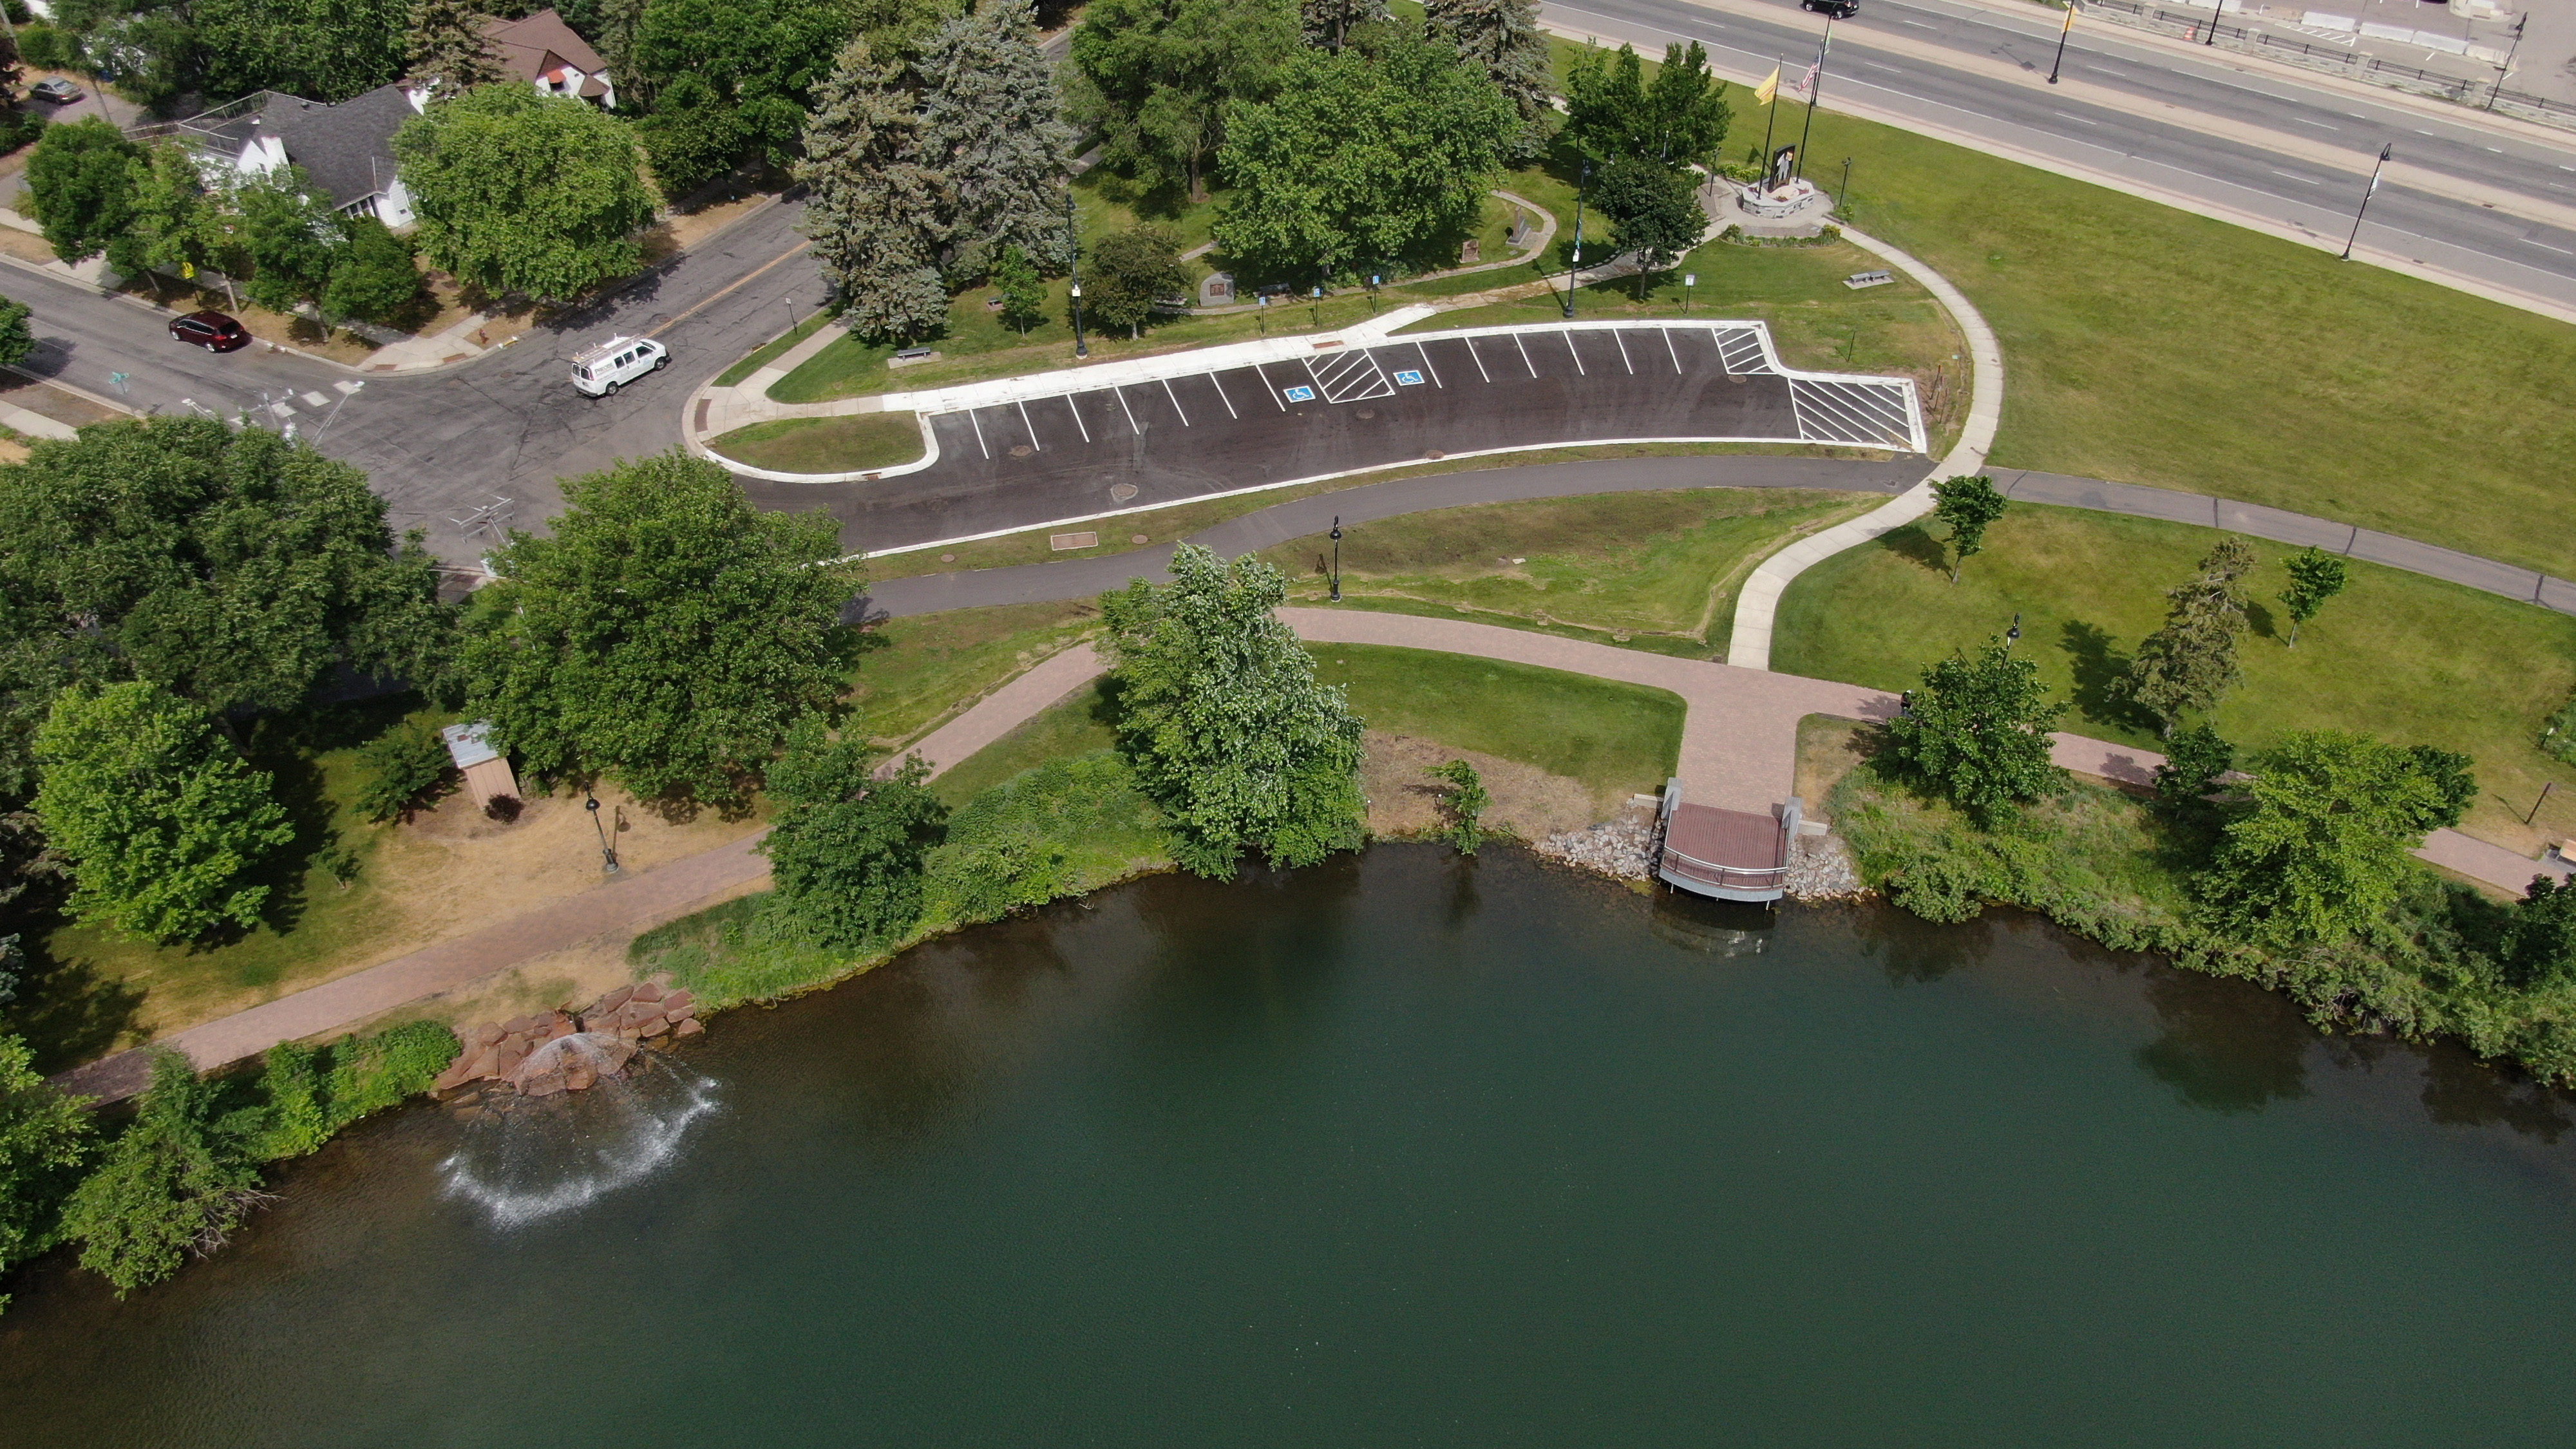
(2005, 612), (2023, 652)
(2342, 144), (2392, 261)
(2488, 14), (2526, 109)
(1065, 189), (1087, 358)
(1329, 516), (1343, 602)
(1838, 156), (1853, 213)
(1310, 283), (1323, 330)
(2047, 1), (2074, 84)
(585, 794), (619, 874)
(1566, 157), (1591, 319)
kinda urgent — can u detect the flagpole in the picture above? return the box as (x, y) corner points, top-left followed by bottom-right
(1759, 54), (1779, 166)
(1794, 19), (1832, 181)
(2342, 143), (2391, 260)
(2047, 3), (2074, 84)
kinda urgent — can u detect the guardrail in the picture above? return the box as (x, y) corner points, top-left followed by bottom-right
(1658, 846), (1788, 893)
(2083, 0), (2576, 130)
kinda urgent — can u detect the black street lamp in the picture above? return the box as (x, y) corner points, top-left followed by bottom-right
(2342, 144), (2392, 261)
(1566, 157), (1591, 319)
(1839, 156), (1854, 212)
(2489, 15), (2527, 109)
(1065, 189), (1087, 358)
(585, 793), (620, 873)
(2047, 2), (2073, 84)
(2005, 612), (2023, 652)
(1329, 516), (1343, 602)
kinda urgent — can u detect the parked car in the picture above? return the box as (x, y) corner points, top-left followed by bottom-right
(28, 79), (84, 104)
(1802, 0), (1859, 14)
(169, 310), (250, 352)
(570, 336), (667, 397)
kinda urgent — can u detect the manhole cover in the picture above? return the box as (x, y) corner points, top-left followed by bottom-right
(1009, 444), (1033, 458)
(1356, 409), (1375, 419)
(1110, 483), (1138, 502)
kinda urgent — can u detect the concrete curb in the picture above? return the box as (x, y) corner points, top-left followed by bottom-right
(1726, 223), (2004, 669)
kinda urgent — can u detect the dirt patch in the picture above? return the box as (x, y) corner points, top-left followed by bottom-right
(0, 372), (122, 427)
(651, 188), (781, 256)
(1361, 730), (1596, 843)
(1795, 715), (1880, 817)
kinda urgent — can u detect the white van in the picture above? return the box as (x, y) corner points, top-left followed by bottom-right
(571, 336), (668, 396)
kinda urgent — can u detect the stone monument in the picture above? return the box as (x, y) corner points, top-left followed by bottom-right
(1738, 143), (1827, 219)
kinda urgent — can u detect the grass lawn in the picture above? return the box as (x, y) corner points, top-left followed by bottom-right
(1770, 502), (2576, 854)
(1259, 488), (1877, 654)
(715, 311), (834, 387)
(851, 600), (1101, 749)
(707, 413), (923, 473)
(930, 681), (1119, 807)
(1307, 643), (1685, 803)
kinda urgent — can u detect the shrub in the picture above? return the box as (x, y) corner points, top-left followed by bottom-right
(61, 1052), (267, 1296)
(0, 1032), (95, 1297)
(319, 1021), (458, 1126)
(925, 752), (1171, 927)
(354, 719), (455, 822)
(1427, 759), (1489, 855)
(482, 794), (522, 822)
(2546, 690), (2576, 764)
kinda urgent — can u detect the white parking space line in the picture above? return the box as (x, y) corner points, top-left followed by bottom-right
(1562, 330), (1585, 375)
(1208, 371), (1238, 419)
(1661, 327), (1682, 373)
(1511, 332), (1537, 377)
(1463, 337), (1492, 383)
(1160, 377), (1190, 426)
(969, 408), (989, 459)
(1612, 330), (1633, 374)
(1016, 399), (1042, 451)
(1412, 341), (1443, 387)
(1252, 363), (1289, 408)
(299, 391), (330, 408)
(1066, 393), (1092, 442)
(1113, 385), (1142, 435)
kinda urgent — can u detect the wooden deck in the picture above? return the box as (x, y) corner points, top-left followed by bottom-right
(1658, 802), (1790, 902)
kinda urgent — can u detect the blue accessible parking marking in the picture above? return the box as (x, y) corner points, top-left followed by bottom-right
(1393, 370), (1425, 386)
(1282, 385), (1317, 402)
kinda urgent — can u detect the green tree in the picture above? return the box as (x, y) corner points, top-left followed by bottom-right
(2504, 876), (2576, 989)
(0, 1033), (94, 1305)
(2123, 538), (2257, 735)
(394, 85), (656, 303)
(1884, 637), (2069, 825)
(197, 0), (408, 102)
(2151, 722), (2234, 817)
(1591, 153), (1701, 283)
(461, 452), (862, 805)
(760, 724), (946, 948)
(233, 165), (341, 314)
(62, 1051), (267, 1296)
(1065, 0), (1298, 204)
(0, 293), (32, 370)
(2277, 546), (2349, 648)
(637, 70), (752, 200)
(105, 141), (218, 287)
(633, 0), (850, 186)
(405, 0), (501, 93)
(2403, 743), (2476, 830)
(35, 682), (295, 942)
(1930, 474), (2007, 585)
(1425, 0), (1554, 161)
(992, 242), (1047, 336)
(2199, 730), (2455, 947)
(322, 213), (424, 323)
(918, 0), (1074, 280)
(23, 117), (143, 265)
(1099, 544), (1367, 875)
(58, 0), (199, 109)
(1428, 758), (1488, 855)
(0, 417), (454, 736)
(1086, 223), (1187, 339)
(797, 38), (948, 343)
(1215, 26), (1515, 279)
(1564, 40), (1732, 171)
(353, 717), (455, 822)
(1300, 0), (1387, 50)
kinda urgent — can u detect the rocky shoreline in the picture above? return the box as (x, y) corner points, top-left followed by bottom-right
(1533, 811), (1872, 904)
(432, 978), (704, 1097)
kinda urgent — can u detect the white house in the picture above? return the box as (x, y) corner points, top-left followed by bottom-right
(183, 84), (428, 227)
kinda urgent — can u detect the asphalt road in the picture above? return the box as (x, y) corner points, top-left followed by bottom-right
(0, 197), (826, 569)
(1544, 0), (2576, 312)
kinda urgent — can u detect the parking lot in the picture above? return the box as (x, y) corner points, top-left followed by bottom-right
(739, 322), (1926, 556)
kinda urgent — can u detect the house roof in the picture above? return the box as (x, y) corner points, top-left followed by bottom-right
(253, 84), (419, 210)
(478, 8), (609, 92)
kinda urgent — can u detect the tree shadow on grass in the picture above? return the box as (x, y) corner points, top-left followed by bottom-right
(1879, 521), (1950, 577)
(2061, 618), (2155, 735)
(6, 920), (149, 1076)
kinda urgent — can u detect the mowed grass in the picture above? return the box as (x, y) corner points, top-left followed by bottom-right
(708, 412), (923, 473)
(851, 600), (1099, 749)
(1770, 503), (2576, 853)
(1308, 643), (1684, 800)
(1258, 488), (1877, 654)
(929, 681), (1119, 807)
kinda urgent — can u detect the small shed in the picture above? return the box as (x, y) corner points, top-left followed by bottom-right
(441, 721), (522, 810)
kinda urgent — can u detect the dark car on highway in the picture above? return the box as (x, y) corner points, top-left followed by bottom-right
(1803, 0), (1859, 14)
(169, 310), (251, 352)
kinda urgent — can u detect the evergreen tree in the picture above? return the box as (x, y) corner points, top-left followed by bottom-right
(2277, 545), (2349, 647)
(1300, 0), (1387, 50)
(1065, 0), (1298, 204)
(1931, 475), (2008, 584)
(62, 1051), (267, 1297)
(797, 38), (949, 343)
(406, 0), (502, 93)
(1425, 0), (1553, 160)
(761, 723), (946, 949)
(1099, 545), (1367, 876)
(1883, 636), (2069, 825)
(2123, 538), (2257, 735)
(916, 0), (1074, 279)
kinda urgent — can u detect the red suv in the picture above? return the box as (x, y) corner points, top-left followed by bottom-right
(169, 310), (250, 352)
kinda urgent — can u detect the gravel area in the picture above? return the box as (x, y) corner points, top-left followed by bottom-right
(1534, 817), (1657, 881)
(1784, 833), (1868, 902)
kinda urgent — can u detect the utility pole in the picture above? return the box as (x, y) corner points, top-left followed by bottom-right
(2342, 144), (2392, 260)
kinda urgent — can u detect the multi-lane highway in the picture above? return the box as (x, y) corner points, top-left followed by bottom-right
(1544, 0), (2576, 315)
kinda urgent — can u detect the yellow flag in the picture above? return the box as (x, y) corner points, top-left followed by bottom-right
(1752, 66), (1780, 106)
(2060, 4), (2076, 32)
(181, 261), (196, 279)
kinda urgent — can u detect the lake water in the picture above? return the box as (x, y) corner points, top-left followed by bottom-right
(7, 844), (2576, 1446)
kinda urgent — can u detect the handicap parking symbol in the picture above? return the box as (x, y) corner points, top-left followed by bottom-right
(1392, 370), (1425, 386)
(1282, 385), (1317, 402)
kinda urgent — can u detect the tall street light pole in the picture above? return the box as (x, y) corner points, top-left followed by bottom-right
(586, 794), (620, 873)
(2342, 144), (2392, 261)
(1065, 189), (1087, 358)
(1566, 158), (1591, 318)
(2488, 14), (2527, 109)
(1329, 516), (1343, 602)
(2047, 2), (2074, 84)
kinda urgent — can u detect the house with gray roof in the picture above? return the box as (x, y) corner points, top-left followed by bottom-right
(169, 83), (428, 227)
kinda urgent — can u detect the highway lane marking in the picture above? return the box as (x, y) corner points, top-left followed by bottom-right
(969, 408), (989, 458)
(1562, 330), (1586, 374)
(1512, 331), (1538, 377)
(2270, 169), (2322, 184)
(1661, 327), (1682, 373)
(1016, 399), (1042, 451)
(644, 240), (809, 339)
(2521, 237), (2576, 254)
(1613, 330), (1634, 374)
(1901, 17), (1938, 26)
(1113, 385), (1143, 434)
(1864, 61), (1904, 71)
(1161, 376), (1190, 425)
(1412, 341), (1444, 387)
(2486, 146), (2506, 153)
(1208, 371), (1239, 418)
(2293, 117), (2338, 130)
(2085, 66), (2130, 77)
(1066, 393), (1092, 441)
(2053, 111), (2099, 126)
(1252, 363), (1290, 408)
(1463, 336), (1493, 382)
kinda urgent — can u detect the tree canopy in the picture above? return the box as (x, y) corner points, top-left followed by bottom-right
(198, 0), (408, 102)
(917, 0), (1075, 279)
(1592, 152), (1701, 278)
(2124, 538), (2257, 734)
(1214, 24), (1517, 279)
(1099, 544), (1367, 875)
(761, 723), (946, 948)
(2199, 730), (2465, 947)
(23, 118), (143, 265)
(2278, 546), (2350, 648)
(0, 1032), (93, 1294)
(394, 85), (656, 303)
(404, 0), (503, 94)
(1425, 0), (1554, 160)
(1086, 224), (1188, 337)
(33, 682), (296, 943)
(1066, 0), (1299, 202)
(799, 39), (948, 342)
(1931, 475), (2007, 584)
(1883, 637), (2069, 824)
(632, 0), (851, 195)
(62, 1051), (267, 1296)
(1563, 41), (1732, 173)
(461, 452), (862, 804)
